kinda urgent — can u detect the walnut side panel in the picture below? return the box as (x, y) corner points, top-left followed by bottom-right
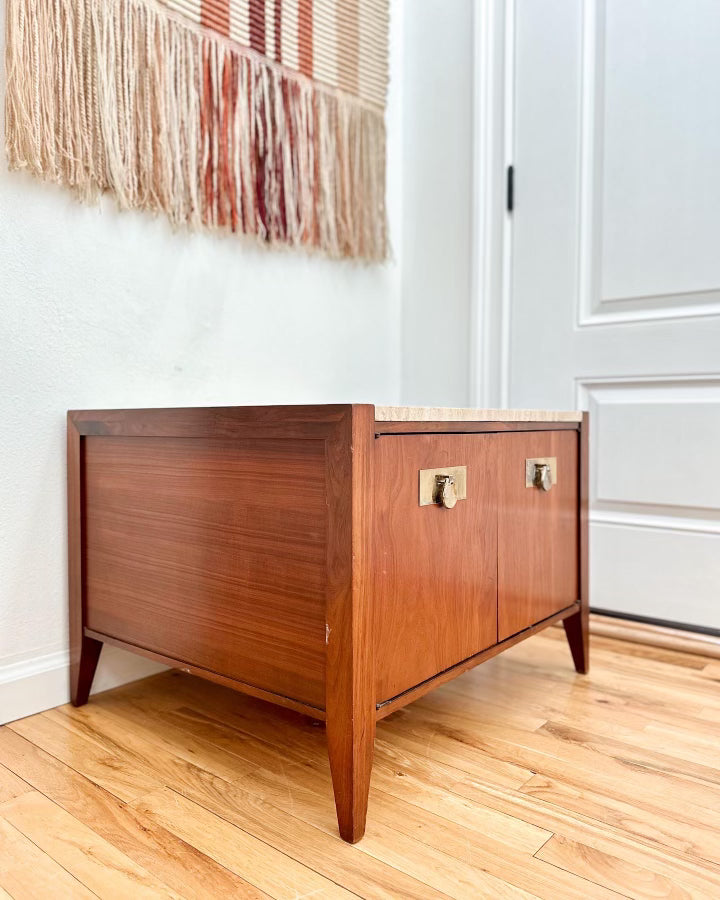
(84, 435), (328, 708)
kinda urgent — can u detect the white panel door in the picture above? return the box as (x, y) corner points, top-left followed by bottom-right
(506, 0), (720, 629)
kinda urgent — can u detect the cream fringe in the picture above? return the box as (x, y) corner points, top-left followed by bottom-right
(5, 0), (388, 260)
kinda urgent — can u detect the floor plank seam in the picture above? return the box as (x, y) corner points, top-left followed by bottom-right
(150, 785), (395, 900)
(0, 802), (104, 900)
(532, 853), (631, 900)
(124, 790), (349, 900)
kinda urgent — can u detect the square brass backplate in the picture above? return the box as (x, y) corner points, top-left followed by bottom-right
(419, 466), (468, 506)
(525, 457), (557, 488)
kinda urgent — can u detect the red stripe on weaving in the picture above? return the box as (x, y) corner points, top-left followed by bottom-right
(298, 0), (313, 77)
(249, 0), (266, 54)
(275, 0), (283, 62)
(201, 0), (230, 36)
(254, 70), (268, 238)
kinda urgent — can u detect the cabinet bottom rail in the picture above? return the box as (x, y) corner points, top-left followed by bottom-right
(376, 602), (581, 719)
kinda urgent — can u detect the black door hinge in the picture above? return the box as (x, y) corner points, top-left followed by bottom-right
(506, 165), (514, 213)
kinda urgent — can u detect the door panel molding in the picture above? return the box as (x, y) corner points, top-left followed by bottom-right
(577, 0), (720, 327)
(592, 508), (720, 537)
(592, 520), (720, 628)
(578, 374), (720, 532)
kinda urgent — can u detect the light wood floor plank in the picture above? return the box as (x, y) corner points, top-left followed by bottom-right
(45, 694), (447, 898)
(1, 791), (182, 899)
(1, 632), (719, 899)
(42, 705), (258, 798)
(440, 659), (715, 732)
(0, 814), (97, 899)
(54, 693), (606, 899)
(453, 778), (720, 896)
(389, 698), (720, 820)
(520, 774), (720, 864)
(0, 728), (268, 899)
(62, 682), (549, 859)
(132, 788), (357, 900)
(8, 714), (162, 803)
(47, 706), (459, 898)
(537, 834), (699, 900)
(73, 695), (621, 899)
(0, 762), (34, 804)
(414, 660), (720, 745)
(117, 692), (551, 855)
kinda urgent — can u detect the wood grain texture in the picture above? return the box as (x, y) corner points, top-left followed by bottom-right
(69, 404), (349, 438)
(68, 414), (103, 706)
(0, 763), (33, 804)
(497, 430), (579, 641)
(1, 792), (182, 899)
(563, 411), (590, 673)
(0, 727), (267, 899)
(3, 630), (720, 899)
(536, 834), (689, 899)
(69, 404), (587, 844)
(131, 788), (356, 900)
(83, 628), (326, 719)
(325, 404), (376, 843)
(373, 434), (499, 702)
(83, 434), (329, 707)
(376, 605), (579, 719)
(0, 814), (97, 900)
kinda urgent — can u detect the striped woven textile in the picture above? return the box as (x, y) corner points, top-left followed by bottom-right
(163, 1), (389, 108)
(5, 0), (390, 260)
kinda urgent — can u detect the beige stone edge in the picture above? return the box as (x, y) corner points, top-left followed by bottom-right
(375, 406), (583, 423)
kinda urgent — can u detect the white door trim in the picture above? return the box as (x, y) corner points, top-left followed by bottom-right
(470, 0), (510, 408)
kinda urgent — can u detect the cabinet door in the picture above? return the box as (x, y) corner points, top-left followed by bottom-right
(497, 431), (579, 641)
(373, 434), (497, 703)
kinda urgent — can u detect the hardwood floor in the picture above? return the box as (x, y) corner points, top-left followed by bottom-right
(2, 630), (720, 899)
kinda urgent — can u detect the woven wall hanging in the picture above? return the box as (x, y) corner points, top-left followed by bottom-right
(5, 0), (389, 260)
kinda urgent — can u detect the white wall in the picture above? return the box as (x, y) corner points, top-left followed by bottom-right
(401, 0), (475, 407)
(0, 2), (405, 723)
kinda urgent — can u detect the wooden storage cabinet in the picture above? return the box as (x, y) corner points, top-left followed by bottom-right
(69, 404), (588, 843)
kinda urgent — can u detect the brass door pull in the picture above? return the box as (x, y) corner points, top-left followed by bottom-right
(525, 457), (557, 491)
(533, 463), (552, 492)
(419, 466), (467, 507)
(435, 475), (458, 509)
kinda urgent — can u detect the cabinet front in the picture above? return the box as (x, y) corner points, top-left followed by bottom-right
(373, 434), (498, 703)
(497, 430), (579, 641)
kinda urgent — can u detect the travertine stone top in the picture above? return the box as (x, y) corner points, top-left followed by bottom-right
(375, 406), (583, 423)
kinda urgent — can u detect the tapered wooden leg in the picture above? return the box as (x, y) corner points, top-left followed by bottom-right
(325, 405), (375, 842)
(326, 706), (375, 843)
(70, 635), (103, 706)
(565, 412), (590, 675)
(563, 608), (589, 674)
(68, 416), (102, 707)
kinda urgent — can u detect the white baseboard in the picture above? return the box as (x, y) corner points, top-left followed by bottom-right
(0, 645), (167, 725)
